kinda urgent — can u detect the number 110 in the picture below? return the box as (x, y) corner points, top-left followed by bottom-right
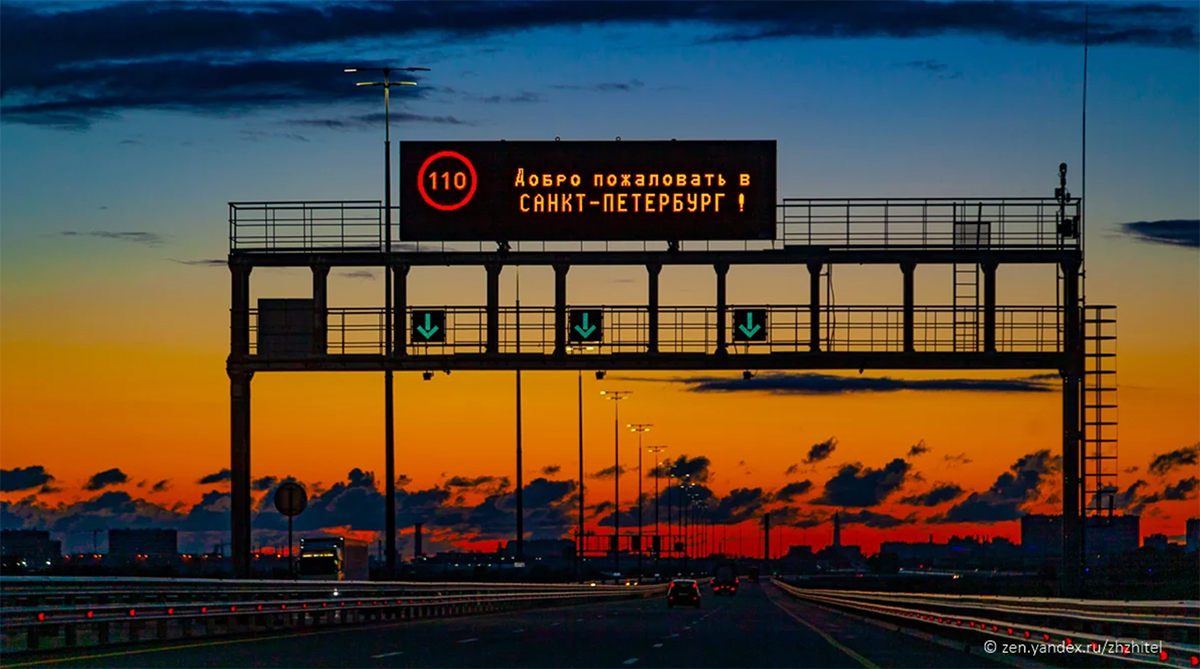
(428, 171), (468, 190)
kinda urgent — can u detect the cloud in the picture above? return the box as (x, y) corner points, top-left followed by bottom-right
(898, 58), (964, 80)
(1, 466), (56, 493)
(838, 509), (915, 529)
(1119, 220), (1200, 248)
(811, 458), (911, 507)
(804, 437), (837, 464)
(784, 464), (801, 476)
(150, 479), (172, 493)
(907, 440), (930, 457)
(1148, 443), (1199, 477)
(541, 465), (562, 476)
(60, 231), (164, 247)
(551, 79), (645, 92)
(648, 455), (712, 482)
(252, 476), (279, 492)
(899, 483), (964, 506)
(935, 450), (1060, 523)
(472, 90), (543, 103)
(943, 453), (973, 468)
(84, 468), (128, 491)
(589, 465), (627, 479)
(197, 469), (232, 485)
(7, 2), (1191, 129)
(445, 475), (507, 490)
(282, 112), (470, 130)
(338, 270), (376, 281)
(774, 480), (813, 502)
(169, 258), (225, 267)
(666, 372), (1058, 395)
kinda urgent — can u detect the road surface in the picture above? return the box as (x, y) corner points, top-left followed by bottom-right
(8, 582), (1009, 668)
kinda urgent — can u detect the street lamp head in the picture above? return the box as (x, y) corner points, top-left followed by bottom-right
(356, 81), (381, 87)
(398, 81), (417, 86)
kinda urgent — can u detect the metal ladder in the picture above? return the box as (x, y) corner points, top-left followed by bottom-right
(1083, 305), (1118, 515)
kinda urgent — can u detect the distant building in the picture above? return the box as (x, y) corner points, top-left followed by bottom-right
(108, 529), (177, 557)
(1186, 518), (1199, 553)
(1143, 534), (1169, 551)
(0, 530), (61, 567)
(1020, 514), (1140, 559)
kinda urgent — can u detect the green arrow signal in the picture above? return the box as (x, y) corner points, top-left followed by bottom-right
(416, 313), (440, 340)
(737, 312), (761, 338)
(573, 312), (597, 339)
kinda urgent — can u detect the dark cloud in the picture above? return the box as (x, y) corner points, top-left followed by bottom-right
(1119, 220), (1200, 248)
(839, 509), (915, 529)
(282, 112), (470, 130)
(707, 488), (768, 524)
(551, 79), (645, 92)
(1148, 444), (1199, 477)
(899, 483), (964, 506)
(589, 465), (626, 479)
(541, 465), (562, 476)
(1153, 477), (1199, 501)
(898, 59), (963, 80)
(668, 372), (1058, 395)
(338, 270), (376, 281)
(648, 455), (712, 482)
(197, 469), (232, 485)
(774, 480), (813, 502)
(169, 258), (225, 267)
(935, 450), (1060, 523)
(472, 90), (543, 103)
(784, 464), (801, 476)
(907, 440), (930, 457)
(6, 2), (1191, 129)
(943, 453), (973, 467)
(60, 231), (164, 247)
(150, 479), (172, 493)
(84, 468), (128, 491)
(812, 458), (911, 507)
(1, 466), (55, 493)
(804, 437), (837, 464)
(252, 476), (279, 492)
(445, 475), (507, 490)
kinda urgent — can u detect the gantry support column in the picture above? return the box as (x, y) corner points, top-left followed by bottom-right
(901, 262), (915, 353)
(486, 264), (502, 354)
(714, 263), (729, 355)
(647, 263), (662, 353)
(808, 263), (822, 352)
(394, 265), (409, 357)
(229, 263), (253, 579)
(1061, 258), (1083, 597)
(312, 265), (329, 355)
(983, 263), (997, 353)
(554, 263), (569, 355)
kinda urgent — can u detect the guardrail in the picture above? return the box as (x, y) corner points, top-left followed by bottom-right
(772, 580), (1199, 668)
(1, 577), (665, 655)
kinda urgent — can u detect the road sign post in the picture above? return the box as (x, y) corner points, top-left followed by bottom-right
(273, 482), (308, 579)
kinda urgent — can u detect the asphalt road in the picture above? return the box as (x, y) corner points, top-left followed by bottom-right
(14, 582), (1010, 668)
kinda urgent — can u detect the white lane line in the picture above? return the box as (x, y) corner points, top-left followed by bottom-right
(576, 618), (585, 622)
(551, 622), (561, 627)
(371, 651), (404, 659)
(513, 629), (526, 634)
(666, 633), (679, 638)
(623, 659), (640, 665)
(653, 643), (664, 648)
(457, 638), (479, 644)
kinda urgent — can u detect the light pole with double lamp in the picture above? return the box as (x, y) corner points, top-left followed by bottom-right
(647, 446), (668, 576)
(627, 423), (652, 578)
(600, 390), (631, 578)
(566, 346), (593, 578)
(345, 65), (429, 579)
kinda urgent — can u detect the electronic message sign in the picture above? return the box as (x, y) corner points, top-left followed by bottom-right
(399, 140), (776, 241)
(412, 310), (446, 343)
(569, 309), (604, 343)
(732, 309), (768, 342)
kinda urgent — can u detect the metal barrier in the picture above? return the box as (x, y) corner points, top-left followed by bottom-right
(242, 305), (1065, 356)
(1, 577), (666, 655)
(227, 198), (1080, 253)
(772, 580), (1199, 668)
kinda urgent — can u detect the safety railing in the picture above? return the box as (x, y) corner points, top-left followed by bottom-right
(242, 305), (1065, 356)
(773, 580), (1199, 668)
(227, 198), (1079, 253)
(1, 577), (665, 654)
(229, 201), (383, 252)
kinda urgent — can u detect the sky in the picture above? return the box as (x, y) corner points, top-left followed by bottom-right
(1, 1), (1198, 557)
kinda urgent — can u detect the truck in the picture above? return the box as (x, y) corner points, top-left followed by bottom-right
(298, 536), (370, 581)
(712, 560), (738, 595)
(746, 565), (760, 583)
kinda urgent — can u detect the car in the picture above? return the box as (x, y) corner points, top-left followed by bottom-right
(712, 576), (739, 596)
(667, 579), (701, 608)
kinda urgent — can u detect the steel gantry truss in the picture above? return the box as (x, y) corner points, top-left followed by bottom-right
(226, 189), (1112, 596)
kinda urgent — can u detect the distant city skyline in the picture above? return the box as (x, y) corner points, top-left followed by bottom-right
(1, 1), (1197, 556)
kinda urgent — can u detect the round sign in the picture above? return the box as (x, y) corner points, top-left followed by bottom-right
(273, 482), (307, 517)
(416, 150), (478, 212)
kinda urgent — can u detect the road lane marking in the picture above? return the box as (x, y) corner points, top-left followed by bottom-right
(623, 658), (640, 665)
(372, 651), (405, 658)
(576, 618), (585, 622)
(768, 595), (879, 669)
(457, 638), (479, 644)
(653, 643), (664, 648)
(551, 622), (561, 626)
(513, 629), (525, 634)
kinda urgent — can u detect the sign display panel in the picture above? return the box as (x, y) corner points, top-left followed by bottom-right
(569, 309), (604, 343)
(412, 310), (446, 343)
(257, 299), (315, 357)
(732, 309), (768, 342)
(399, 140), (776, 241)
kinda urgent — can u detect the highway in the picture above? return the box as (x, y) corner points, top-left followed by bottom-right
(11, 582), (1008, 668)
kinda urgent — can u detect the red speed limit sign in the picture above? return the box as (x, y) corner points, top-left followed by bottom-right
(416, 150), (477, 211)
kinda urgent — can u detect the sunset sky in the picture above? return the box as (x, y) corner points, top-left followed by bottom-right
(1, 1), (1197, 556)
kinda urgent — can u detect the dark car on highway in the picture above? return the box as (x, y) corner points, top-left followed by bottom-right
(667, 579), (701, 608)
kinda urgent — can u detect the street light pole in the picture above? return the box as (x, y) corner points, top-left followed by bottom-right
(648, 446), (668, 576)
(600, 390), (631, 578)
(627, 423), (652, 578)
(345, 65), (428, 580)
(577, 369), (584, 578)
